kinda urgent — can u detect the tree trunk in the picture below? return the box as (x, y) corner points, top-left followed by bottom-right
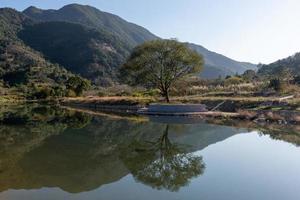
(164, 90), (170, 103)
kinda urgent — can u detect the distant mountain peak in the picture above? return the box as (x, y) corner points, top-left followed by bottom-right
(59, 3), (91, 11)
(23, 6), (43, 14)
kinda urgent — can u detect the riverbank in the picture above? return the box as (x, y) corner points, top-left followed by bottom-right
(1, 94), (299, 124)
(61, 96), (300, 124)
(61, 105), (300, 147)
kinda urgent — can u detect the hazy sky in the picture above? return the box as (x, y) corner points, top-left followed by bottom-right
(1, 0), (300, 64)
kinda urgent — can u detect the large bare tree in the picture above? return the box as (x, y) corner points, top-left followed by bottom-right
(120, 39), (203, 102)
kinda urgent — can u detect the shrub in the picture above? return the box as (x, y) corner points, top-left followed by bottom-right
(132, 89), (160, 97)
(224, 77), (243, 86)
(66, 76), (91, 96)
(294, 76), (300, 85)
(52, 86), (65, 97)
(269, 78), (282, 92)
(66, 89), (77, 97)
(98, 91), (106, 97)
(31, 87), (52, 99)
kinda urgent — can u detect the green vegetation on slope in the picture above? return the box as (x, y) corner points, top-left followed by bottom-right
(23, 4), (158, 47)
(258, 53), (300, 77)
(23, 4), (256, 79)
(18, 21), (131, 86)
(0, 8), (89, 99)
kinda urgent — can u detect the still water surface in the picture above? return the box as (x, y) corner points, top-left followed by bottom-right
(0, 105), (299, 200)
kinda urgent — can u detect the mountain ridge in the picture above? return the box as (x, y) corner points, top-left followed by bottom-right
(22, 4), (257, 79)
(187, 43), (257, 78)
(23, 4), (158, 47)
(258, 52), (300, 76)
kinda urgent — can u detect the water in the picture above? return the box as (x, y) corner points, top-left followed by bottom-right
(0, 105), (299, 200)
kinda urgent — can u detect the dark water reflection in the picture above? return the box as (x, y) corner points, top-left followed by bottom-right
(0, 105), (299, 200)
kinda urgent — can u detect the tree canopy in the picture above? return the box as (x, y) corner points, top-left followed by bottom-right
(66, 76), (91, 96)
(120, 39), (204, 102)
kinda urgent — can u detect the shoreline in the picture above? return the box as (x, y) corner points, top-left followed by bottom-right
(1, 96), (299, 125)
(61, 96), (300, 125)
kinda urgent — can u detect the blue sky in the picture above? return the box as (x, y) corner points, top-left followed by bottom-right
(1, 0), (300, 64)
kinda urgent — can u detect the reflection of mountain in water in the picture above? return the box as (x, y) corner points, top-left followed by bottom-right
(1, 106), (295, 194)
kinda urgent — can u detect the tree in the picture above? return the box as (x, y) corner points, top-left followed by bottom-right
(269, 78), (282, 92)
(66, 76), (91, 96)
(277, 67), (293, 84)
(294, 75), (300, 85)
(120, 40), (203, 102)
(242, 69), (256, 82)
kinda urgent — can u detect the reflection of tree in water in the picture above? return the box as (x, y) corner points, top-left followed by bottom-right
(121, 125), (205, 192)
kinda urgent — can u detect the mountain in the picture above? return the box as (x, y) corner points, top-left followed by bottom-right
(18, 21), (131, 86)
(23, 4), (158, 47)
(258, 53), (300, 76)
(21, 4), (159, 85)
(0, 4), (257, 91)
(0, 8), (75, 92)
(187, 43), (257, 78)
(23, 4), (256, 80)
(0, 8), (33, 39)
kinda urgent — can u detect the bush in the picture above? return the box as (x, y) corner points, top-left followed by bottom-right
(66, 89), (77, 97)
(97, 91), (106, 97)
(279, 84), (300, 95)
(66, 76), (91, 96)
(294, 76), (300, 85)
(269, 78), (282, 92)
(224, 77), (243, 86)
(132, 89), (160, 97)
(31, 87), (52, 99)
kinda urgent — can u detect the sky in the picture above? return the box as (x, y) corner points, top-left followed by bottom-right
(1, 0), (300, 64)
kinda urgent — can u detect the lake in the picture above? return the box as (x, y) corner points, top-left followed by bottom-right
(0, 105), (299, 200)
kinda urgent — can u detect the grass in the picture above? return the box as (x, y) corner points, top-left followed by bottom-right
(0, 94), (25, 105)
(63, 96), (157, 106)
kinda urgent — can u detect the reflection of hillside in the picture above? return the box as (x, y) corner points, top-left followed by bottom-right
(0, 105), (92, 192)
(0, 106), (91, 160)
(258, 126), (300, 147)
(206, 118), (300, 147)
(0, 107), (245, 194)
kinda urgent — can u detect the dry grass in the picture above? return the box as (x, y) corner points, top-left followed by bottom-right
(264, 112), (285, 121)
(292, 115), (300, 123)
(237, 110), (257, 119)
(63, 96), (156, 106)
(0, 95), (25, 105)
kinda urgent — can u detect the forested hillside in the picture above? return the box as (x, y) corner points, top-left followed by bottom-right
(23, 4), (158, 47)
(258, 53), (300, 77)
(0, 4), (259, 98)
(19, 21), (131, 85)
(23, 4), (256, 79)
(0, 8), (87, 99)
